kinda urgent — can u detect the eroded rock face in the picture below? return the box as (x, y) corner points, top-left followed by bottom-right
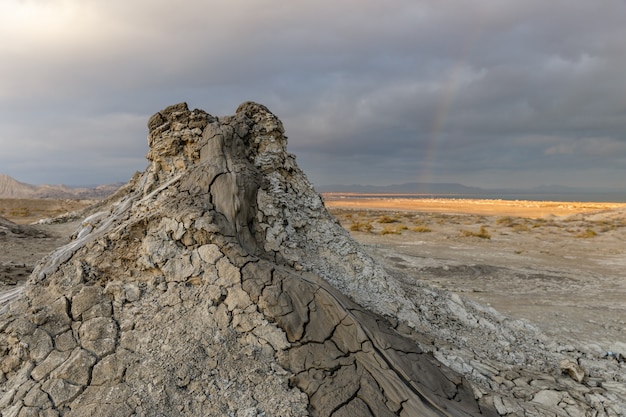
(0, 102), (624, 416)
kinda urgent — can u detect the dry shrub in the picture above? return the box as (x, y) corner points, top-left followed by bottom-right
(575, 229), (597, 238)
(9, 207), (30, 217)
(460, 226), (491, 239)
(377, 215), (399, 224)
(380, 225), (404, 235)
(496, 216), (517, 227)
(412, 225), (432, 233)
(496, 216), (530, 232)
(349, 221), (373, 232)
(437, 215), (458, 225)
(532, 218), (553, 228)
(512, 223), (530, 232)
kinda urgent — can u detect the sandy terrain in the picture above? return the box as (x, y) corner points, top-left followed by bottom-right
(326, 196), (626, 353)
(0, 199), (89, 291)
(0, 198), (94, 225)
(324, 194), (626, 218)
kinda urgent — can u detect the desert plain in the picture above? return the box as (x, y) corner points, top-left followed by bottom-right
(2, 195), (626, 355)
(325, 195), (626, 354)
(0, 198), (93, 290)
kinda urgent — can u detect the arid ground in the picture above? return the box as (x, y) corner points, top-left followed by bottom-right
(2, 196), (626, 355)
(0, 199), (92, 291)
(0, 198), (94, 225)
(325, 195), (626, 354)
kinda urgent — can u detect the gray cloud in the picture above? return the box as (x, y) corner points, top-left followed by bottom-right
(1, 0), (625, 189)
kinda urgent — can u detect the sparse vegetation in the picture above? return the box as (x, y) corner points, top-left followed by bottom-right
(9, 207), (30, 217)
(328, 203), (626, 243)
(380, 225), (404, 235)
(0, 198), (92, 224)
(349, 221), (373, 232)
(575, 228), (597, 238)
(377, 215), (399, 224)
(495, 216), (530, 232)
(531, 218), (557, 228)
(436, 214), (461, 225)
(512, 223), (530, 232)
(532, 221), (544, 228)
(460, 226), (491, 239)
(496, 216), (517, 227)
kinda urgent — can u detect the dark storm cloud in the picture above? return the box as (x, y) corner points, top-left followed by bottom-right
(1, 0), (625, 188)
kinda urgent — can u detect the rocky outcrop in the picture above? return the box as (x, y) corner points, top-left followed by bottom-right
(1, 102), (624, 416)
(0, 216), (44, 239)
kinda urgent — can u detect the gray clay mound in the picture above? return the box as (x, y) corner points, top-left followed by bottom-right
(1, 103), (624, 416)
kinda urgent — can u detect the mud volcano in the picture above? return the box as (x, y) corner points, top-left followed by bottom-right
(1, 103), (623, 416)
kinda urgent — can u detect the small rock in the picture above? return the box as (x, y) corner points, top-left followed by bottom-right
(124, 284), (141, 302)
(531, 389), (563, 407)
(560, 359), (585, 383)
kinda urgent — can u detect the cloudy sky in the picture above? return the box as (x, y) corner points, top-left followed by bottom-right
(1, 0), (625, 190)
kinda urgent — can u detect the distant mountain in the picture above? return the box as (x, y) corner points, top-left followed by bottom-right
(0, 174), (38, 198)
(496, 184), (626, 197)
(531, 184), (581, 192)
(317, 182), (484, 194)
(317, 182), (626, 202)
(527, 184), (620, 193)
(0, 174), (124, 199)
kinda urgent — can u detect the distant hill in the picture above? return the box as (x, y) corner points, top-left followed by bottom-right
(317, 182), (484, 194)
(0, 174), (123, 199)
(317, 182), (626, 202)
(0, 174), (38, 198)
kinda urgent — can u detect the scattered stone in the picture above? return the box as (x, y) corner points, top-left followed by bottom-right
(560, 358), (586, 383)
(604, 351), (625, 362)
(531, 389), (564, 407)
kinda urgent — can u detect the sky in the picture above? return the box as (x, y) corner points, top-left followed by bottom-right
(1, 0), (626, 190)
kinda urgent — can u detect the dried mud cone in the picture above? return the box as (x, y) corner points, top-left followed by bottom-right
(1, 102), (623, 417)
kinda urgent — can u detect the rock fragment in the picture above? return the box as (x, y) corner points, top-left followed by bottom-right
(559, 359), (586, 383)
